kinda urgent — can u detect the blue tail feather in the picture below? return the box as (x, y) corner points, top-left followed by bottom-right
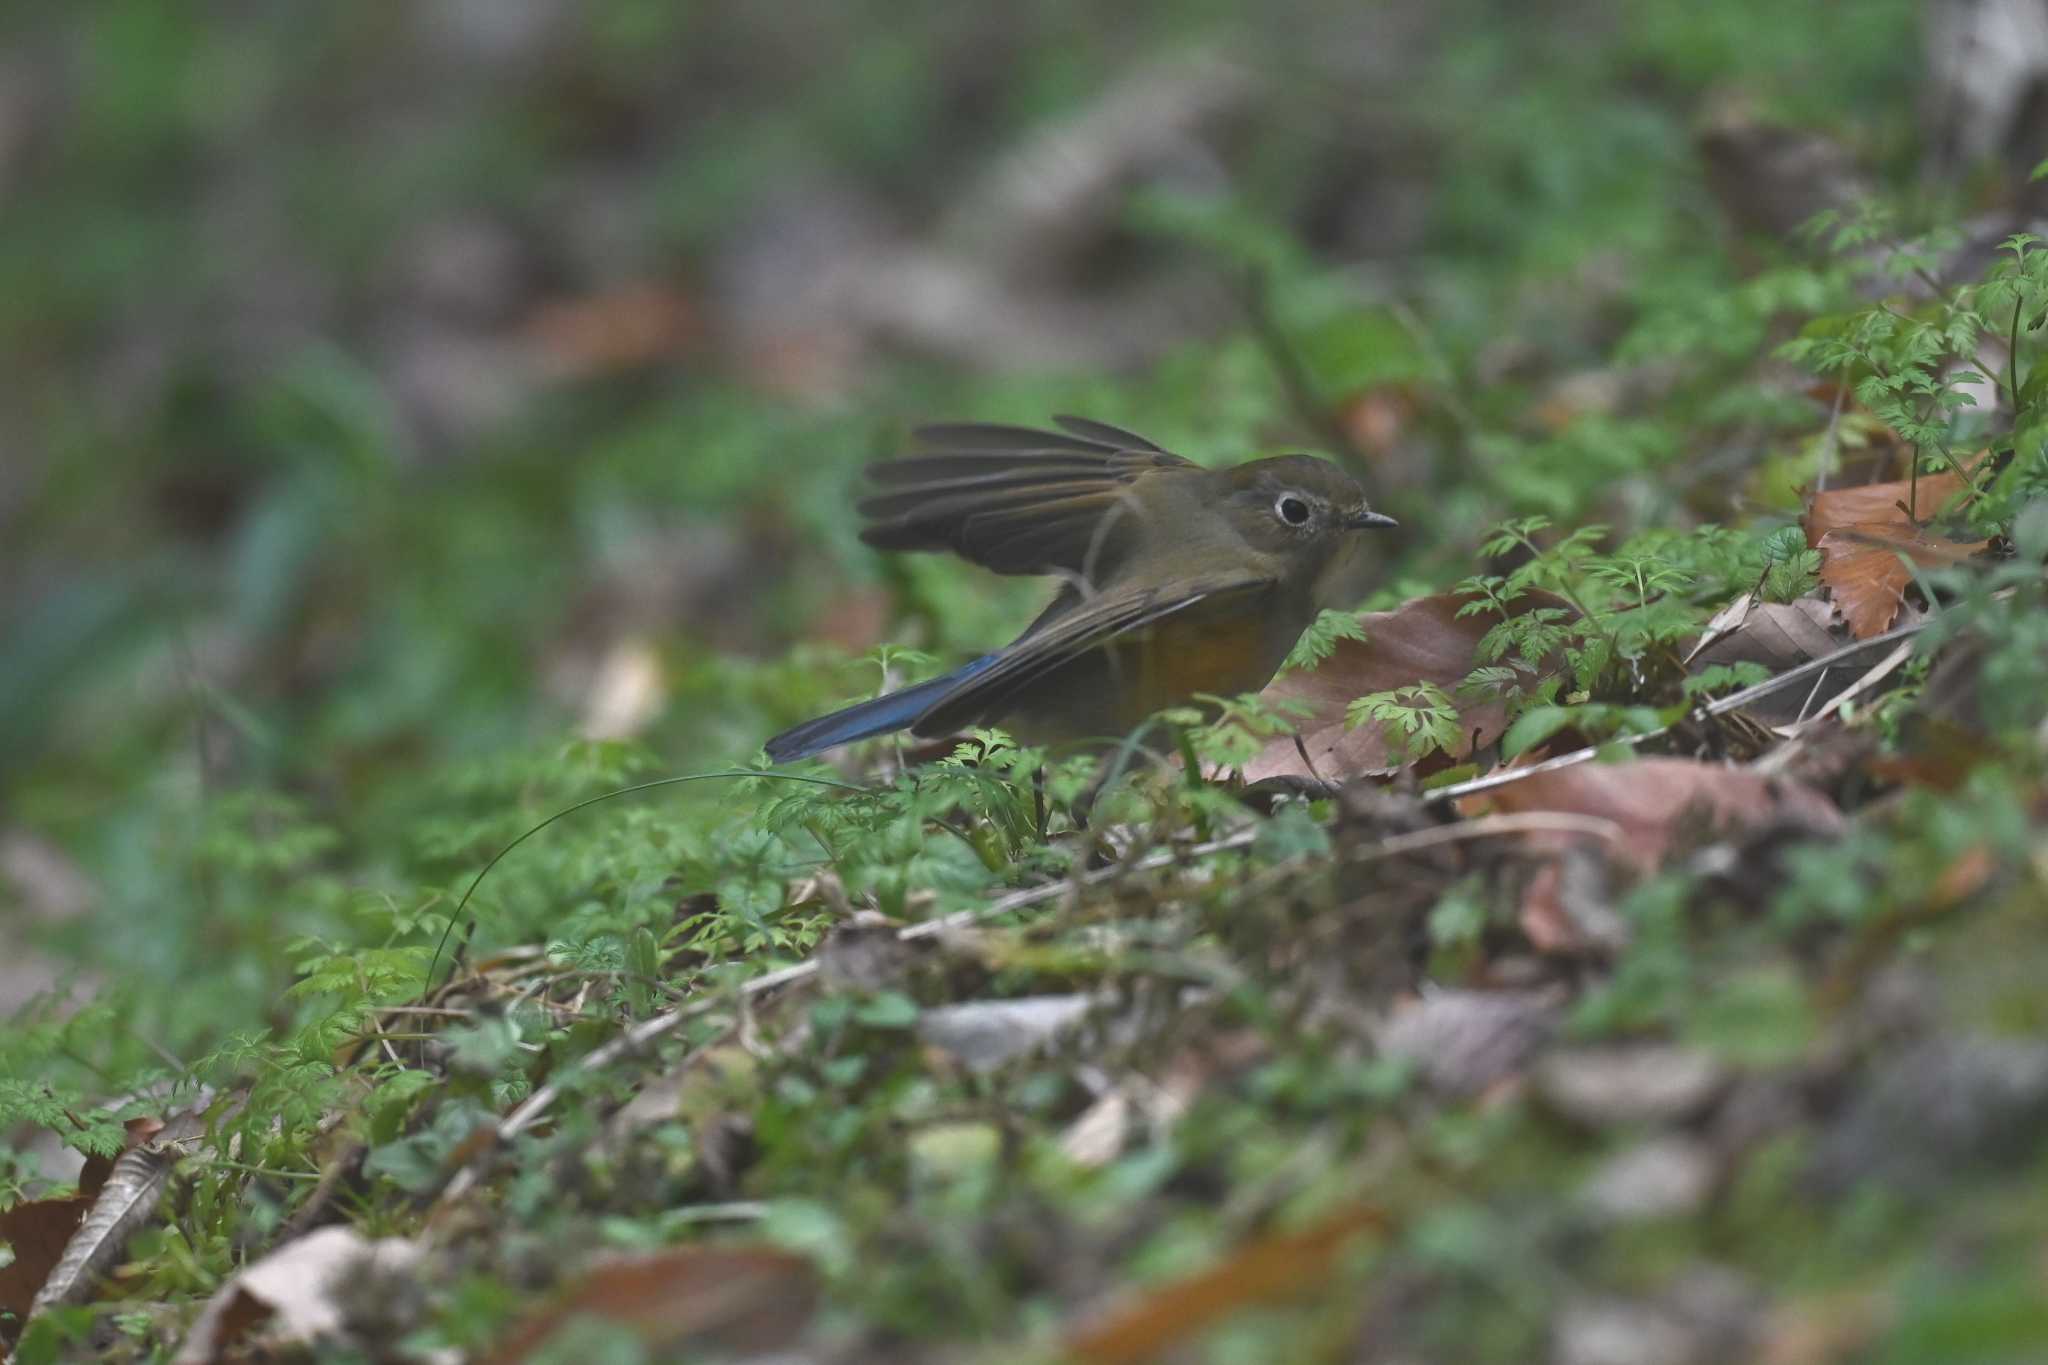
(765, 654), (999, 762)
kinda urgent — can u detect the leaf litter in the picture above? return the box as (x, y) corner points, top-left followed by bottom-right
(12, 550), (2007, 1363)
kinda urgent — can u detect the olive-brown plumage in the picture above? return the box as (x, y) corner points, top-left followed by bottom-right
(767, 416), (1396, 761)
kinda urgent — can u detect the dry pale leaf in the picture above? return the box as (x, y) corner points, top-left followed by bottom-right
(175, 1226), (424, 1364)
(1689, 596), (1850, 722)
(916, 993), (1099, 1074)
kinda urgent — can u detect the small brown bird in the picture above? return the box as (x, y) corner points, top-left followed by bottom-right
(767, 416), (1395, 761)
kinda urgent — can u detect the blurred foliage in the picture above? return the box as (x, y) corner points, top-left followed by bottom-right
(5, 0), (2048, 1361)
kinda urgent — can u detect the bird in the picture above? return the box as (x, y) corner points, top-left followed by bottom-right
(764, 416), (1397, 763)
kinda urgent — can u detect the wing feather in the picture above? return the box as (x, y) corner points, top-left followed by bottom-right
(858, 420), (1198, 578)
(912, 576), (1272, 737)
(1051, 414), (1170, 452)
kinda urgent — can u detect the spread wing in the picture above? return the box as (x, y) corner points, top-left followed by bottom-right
(910, 574), (1274, 738)
(858, 416), (1199, 580)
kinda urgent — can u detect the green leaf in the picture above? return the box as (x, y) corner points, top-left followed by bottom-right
(1294, 305), (1430, 395)
(1502, 705), (1576, 759)
(1280, 609), (1369, 673)
(1253, 803), (1333, 861)
(624, 927), (660, 1014)
(1684, 965), (1815, 1065)
(854, 991), (920, 1030)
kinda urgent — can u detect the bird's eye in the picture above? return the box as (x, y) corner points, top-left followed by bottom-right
(1275, 494), (1312, 526)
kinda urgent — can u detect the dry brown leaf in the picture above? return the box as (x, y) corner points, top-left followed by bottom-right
(524, 280), (698, 379)
(0, 1154), (111, 1345)
(1064, 1203), (1385, 1364)
(1688, 596), (1841, 673)
(1688, 596), (1850, 723)
(482, 1245), (818, 1364)
(1334, 383), (1418, 459)
(1460, 758), (1844, 873)
(1517, 848), (1630, 955)
(1756, 1289), (1890, 1365)
(1241, 590), (1571, 783)
(1464, 759), (1843, 957)
(808, 586), (894, 655)
(1803, 467), (1987, 638)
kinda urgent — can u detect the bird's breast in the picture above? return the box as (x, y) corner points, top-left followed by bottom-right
(1000, 585), (1314, 749)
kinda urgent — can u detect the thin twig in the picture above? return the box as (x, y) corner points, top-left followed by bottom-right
(431, 827), (1267, 1212)
(1349, 811), (1625, 858)
(1424, 616), (1931, 805)
(2010, 295), (2025, 419)
(1782, 637), (1916, 734)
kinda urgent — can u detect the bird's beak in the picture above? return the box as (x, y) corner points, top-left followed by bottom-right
(1343, 508), (1399, 531)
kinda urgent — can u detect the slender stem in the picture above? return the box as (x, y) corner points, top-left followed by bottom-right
(2011, 294), (2025, 419)
(428, 770), (869, 992)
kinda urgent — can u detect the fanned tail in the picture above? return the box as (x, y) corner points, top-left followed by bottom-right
(764, 654), (999, 762)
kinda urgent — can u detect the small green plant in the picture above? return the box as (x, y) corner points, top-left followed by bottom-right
(1348, 681), (1462, 762)
(1279, 608), (1371, 674)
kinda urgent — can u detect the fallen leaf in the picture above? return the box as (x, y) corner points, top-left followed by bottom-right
(1688, 596), (1854, 724)
(808, 586), (894, 655)
(1063, 1202), (1385, 1364)
(175, 1226), (423, 1364)
(482, 1245), (817, 1364)
(916, 993), (1099, 1074)
(1803, 466), (1987, 638)
(603, 1043), (760, 1152)
(1334, 383), (1418, 458)
(0, 1155), (111, 1345)
(1577, 1134), (1717, 1221)
(524, 280), (697, 380)
(27, 1144), (177, 1333)
(1518, 843), (1628, 954)
(1242, 590), (1571, 783)
(1461, 758), (1845, 873)
(1688, 596), (1841, 675)
(1534, 1044), (1727, 1128)
(1375, 988), (1562, 1096)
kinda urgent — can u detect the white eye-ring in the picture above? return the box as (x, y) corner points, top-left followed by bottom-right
(1275, 494), (1312, 526)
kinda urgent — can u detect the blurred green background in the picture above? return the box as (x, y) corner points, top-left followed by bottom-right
(0, 0), (1937, 1046)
